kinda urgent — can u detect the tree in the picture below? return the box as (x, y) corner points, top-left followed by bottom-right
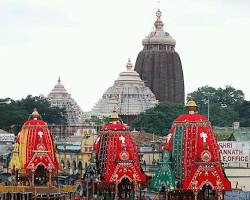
(131, 110), (166, 134)
(0, 95), (67, 133)
(187, 85), (217, 112)
(216, 85), (244, 108)
(131, 101), (184, 135)
(237, 101), (250, 126)
(208, 104), (239, 127)
(84, 115), (110, 131)
(18, 95), (67, 125)
(188, 85), (245, 127)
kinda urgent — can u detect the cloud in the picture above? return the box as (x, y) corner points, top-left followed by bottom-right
(0, 1), (76, 46)
(0, 1), (74, 28)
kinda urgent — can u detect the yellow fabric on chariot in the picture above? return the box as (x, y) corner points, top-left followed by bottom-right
(8, 143), (21, 170)
(19, 128), (28, 168)
(9, 128), (28, 171)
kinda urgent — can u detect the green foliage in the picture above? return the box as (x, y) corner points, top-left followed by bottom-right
(188, 85), (244, 110)
(85, 116), (110, 131)
(188, 85), (248, 127)
(208, 104), (239, 127)
(131, 101), (184, 135)
(188, 85), (217, 111)
(132, 85), (249, 134)
(0, 95), (67, 133)
(237, 101), (250, 126)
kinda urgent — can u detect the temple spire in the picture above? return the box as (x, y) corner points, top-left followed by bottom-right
(58, 76), (61, 84)
(126, 58), (133, 71)
(157, 0), (161, 9)
(154, 9), (164, 30)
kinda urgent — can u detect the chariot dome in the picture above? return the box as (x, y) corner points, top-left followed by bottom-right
(9, 109), (59, 186)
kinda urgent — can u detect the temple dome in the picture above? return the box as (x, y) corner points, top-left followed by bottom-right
(48, 77), (84, 125)
(142, 10), (176, 46)
(91, 59), (158, 119)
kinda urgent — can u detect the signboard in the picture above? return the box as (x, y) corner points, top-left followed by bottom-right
(0, 134), (15, 142)
(140, 146), (153, 152)
(76, 128), (96, 136)
(218, 141), (250, 163)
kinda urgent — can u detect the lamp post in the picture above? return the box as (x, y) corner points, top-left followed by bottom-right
(63, 136), (67, 170)
(206, 92), (214, 120)
(85, 175), (90, 200)
(115, 178), (118, 200)
(165, 185), (170, 200)
(3, 155), (7, 174)
(207, 95), (210, 120)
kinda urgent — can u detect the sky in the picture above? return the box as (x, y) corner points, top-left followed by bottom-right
(0, 0), (250, 112)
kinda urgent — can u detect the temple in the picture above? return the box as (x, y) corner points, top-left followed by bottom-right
(91, 59), (158, 124)
(48, 77), (84, 125)
(151, 99), (231, 200)
(9, 109), (59, 186)
(135, 10), (185, 104)
(94, 109), (146, 199)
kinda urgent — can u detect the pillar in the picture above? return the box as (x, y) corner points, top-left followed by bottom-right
(165, 190), (169, 200)
(217, 191), (223, 200)
(86, 181), (89, 199)
(49, 170), (52, 187)
(31, 170), (35, 186)
(92, 181), (95, 198)
(130, 192), (135, 200)
(193, 191), (198, 200)
(115, 177), (118, 200)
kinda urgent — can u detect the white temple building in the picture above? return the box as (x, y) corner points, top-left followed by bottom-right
(91, 59), (158, 124)
(48, 78), (84, 125)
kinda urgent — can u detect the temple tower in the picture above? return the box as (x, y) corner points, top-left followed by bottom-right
(91, 59), (158, 124)
(135, 10), (184, 104)
(48, 77), (84, 125)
